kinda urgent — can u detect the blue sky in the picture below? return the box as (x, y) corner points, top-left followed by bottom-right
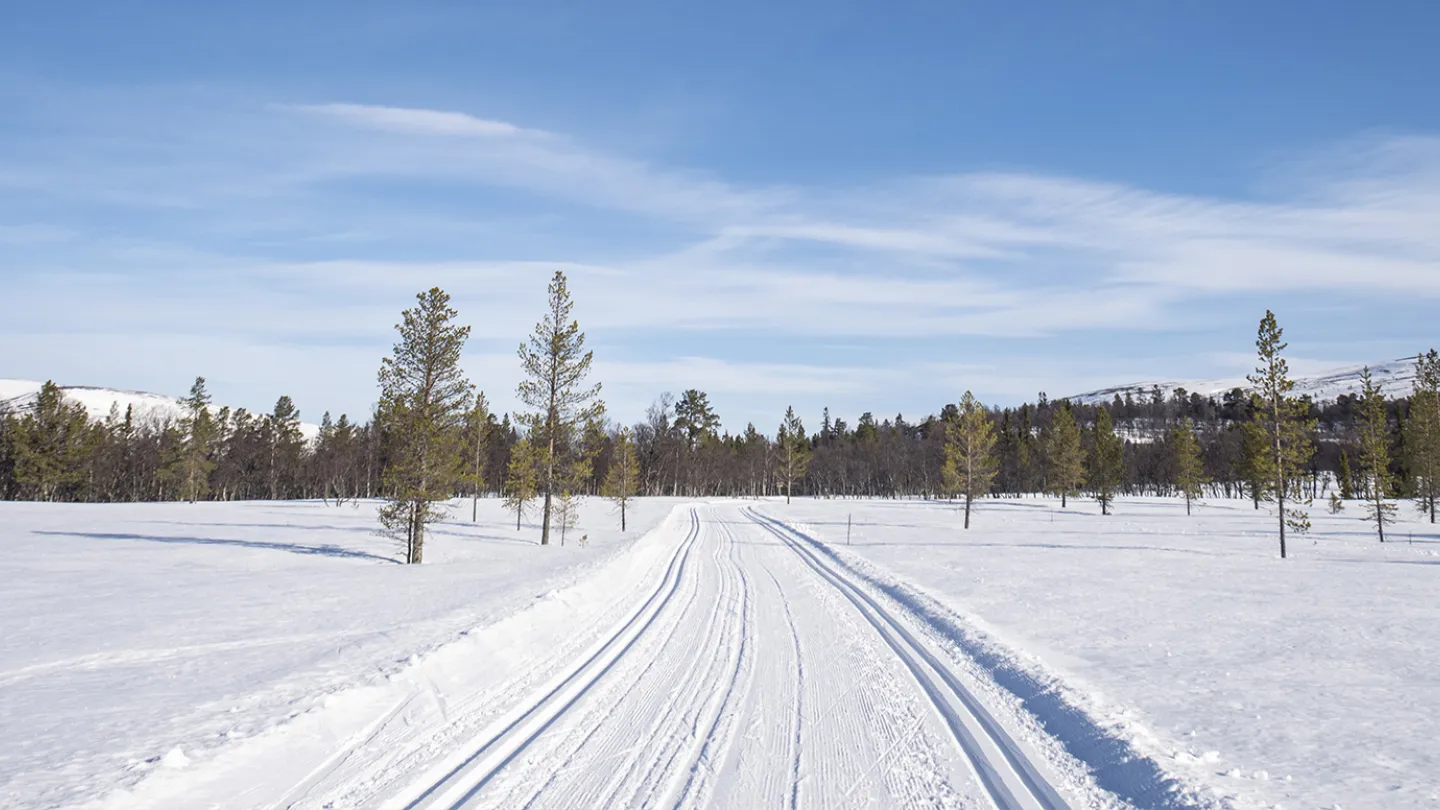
(2, 1), (1439, 431)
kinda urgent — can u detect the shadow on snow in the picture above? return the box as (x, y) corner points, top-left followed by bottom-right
(33, 530), (401, 564)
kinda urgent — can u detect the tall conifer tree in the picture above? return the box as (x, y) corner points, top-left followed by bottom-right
(1356, 367), (1397, 541)
(1246, 310), (1316, 558)
(1044, 402), (1086, 508)
(778, 407), (810, 504)
(1089, 406), (1125, 515)
(942, 391), (998, 529)
(504, 438), (538, 531)
(377, 287), (473, 564)
(179, 376), (216, 503)
(1171, 417), (1207, 516)
(464, 392), (491, 522)
(517, 271), (604, 545)
(604, 426), (639, 530)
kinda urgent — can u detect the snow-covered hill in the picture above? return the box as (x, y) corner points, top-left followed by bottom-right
(0, 379), (321, 440)
(1069, 357), (1420, 405)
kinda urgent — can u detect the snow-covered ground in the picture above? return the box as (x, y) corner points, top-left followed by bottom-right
(1069, 357), (1419, 404)
(5, 496), (1436, 810)
(772, 496), (1440, 810)
(0, 497), (682, 809)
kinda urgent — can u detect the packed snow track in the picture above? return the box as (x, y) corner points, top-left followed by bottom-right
(348, 504), (1075, 810)
(129, 503), (1086, 810)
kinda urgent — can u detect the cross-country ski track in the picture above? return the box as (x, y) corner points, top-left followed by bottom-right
(95, 502), (1211, 810)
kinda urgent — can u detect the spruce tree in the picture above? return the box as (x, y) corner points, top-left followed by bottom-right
(1089, 406), (1124, 515)
(178, 376), (216, 503)
(504, 438), (538, 531)
(604, 426), (639, 530)
(941, 391), (998, 529)
(1246, 310), (1316, 559)
(1171, 416), (1207, 516)
(1356, 367), (1397, 542)
(1405, 349), (1440, 522)
(517, 271), (604, 545)
(777, 406), (810, 504)
(1044, 402), (1086, 508)
(464, 392), (491, 522)
(377, 287), (473, 564)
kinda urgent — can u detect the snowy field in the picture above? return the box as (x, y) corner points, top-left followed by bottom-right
(0, 497), (683, 809)
(3, 496), (1437, 810)
(773, 496), (1440, 810)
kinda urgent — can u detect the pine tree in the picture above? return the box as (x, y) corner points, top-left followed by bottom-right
(11, 382), (90, 501)
(1356, 367), (1397, 542)
(517, 271), (604, 545)
(1044, 402), (1086, 508)
(1405, 349), (1440, 523)
(941, 391), (997, 529)
(1246, 310), (1316, 559)
(777, 406), (810, 504)
(178, 376), (216, 503)
(1171, 416), (1207, 516)
(1089, 406), (1124, 515)
(464, 392), (491, 522)
(604, 426), (639, 530)
(504, 438), (538, 531)
(376, 287), (473, 564)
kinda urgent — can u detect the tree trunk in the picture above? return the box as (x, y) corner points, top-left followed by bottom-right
(963, 494), (971, 529)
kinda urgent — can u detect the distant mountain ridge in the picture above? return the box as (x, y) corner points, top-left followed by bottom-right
(0, 379), (322, 441)
(1069, 358), (1420, 406)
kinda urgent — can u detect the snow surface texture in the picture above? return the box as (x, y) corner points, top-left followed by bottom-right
(5, 497), (1436, 809)
(0, 497), (683, 809)
(1069, 357), (1418, 405)
(0, 379), (321, 441)
(776, 496), (1440, 810)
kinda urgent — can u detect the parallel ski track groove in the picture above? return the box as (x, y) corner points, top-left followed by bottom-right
(399, 508), (703, 810)
(744, 507), (1070, 810)
(666, 511), (754, 810)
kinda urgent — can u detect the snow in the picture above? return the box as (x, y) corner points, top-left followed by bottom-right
(1070, 357), (1419, 405)
(5, 495), (1437, 809)
(0, 497), (683, 809)
(771, 496), (1440, 809)
(0, 379), (322, 441)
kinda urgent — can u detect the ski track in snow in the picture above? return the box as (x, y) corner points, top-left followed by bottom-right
(202, 503), (1102, 810)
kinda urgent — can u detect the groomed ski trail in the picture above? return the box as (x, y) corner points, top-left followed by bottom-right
(364, 503), (1079, 810)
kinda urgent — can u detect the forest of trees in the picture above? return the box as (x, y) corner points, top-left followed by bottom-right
(3, 281), (1438, 559)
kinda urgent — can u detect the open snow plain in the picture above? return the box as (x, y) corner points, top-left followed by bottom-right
(3, 497), (1436, 809)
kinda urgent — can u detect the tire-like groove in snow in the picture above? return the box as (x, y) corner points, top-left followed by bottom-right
(392, 508), (703, 810)
(744, 506), (1070, 810)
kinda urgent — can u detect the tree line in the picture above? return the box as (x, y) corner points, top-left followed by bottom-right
(3, 282), (1437, 561)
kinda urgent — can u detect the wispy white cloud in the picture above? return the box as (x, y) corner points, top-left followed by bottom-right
(296, 103), (543, 138)
(5, 94), (1440, 424)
